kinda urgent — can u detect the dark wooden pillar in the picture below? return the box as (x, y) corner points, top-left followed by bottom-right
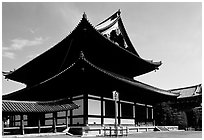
(101, 96), (104, 126)
(134, 102), (137, 126)
(145, 105), (148, 124)
(65, 110), (69, 128)
(53, 112), (57, 133)
(118, 100), (121, 125)
(20, 114), (25, 135)
(83, 94), (88, 126)
(11, 115), (15, 127)
(9, 115), (12, 127)
(13, 115), (16, 127)
(2, 119), (4, 136)
(70, 97), (73, 126)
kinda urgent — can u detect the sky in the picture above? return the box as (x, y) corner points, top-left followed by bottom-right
(2, 2), (202, 95)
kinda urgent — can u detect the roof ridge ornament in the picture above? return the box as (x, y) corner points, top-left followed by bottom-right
(117, 9), (121, 15)
(79, 51), (85, 59)
(83, 12), (87, 19)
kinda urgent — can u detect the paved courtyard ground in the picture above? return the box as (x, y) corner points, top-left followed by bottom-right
(126, 131), (202, 138)
(5, 131), (201, 138)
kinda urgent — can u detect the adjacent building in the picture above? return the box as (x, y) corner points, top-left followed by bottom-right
(170, 84), (202, 130)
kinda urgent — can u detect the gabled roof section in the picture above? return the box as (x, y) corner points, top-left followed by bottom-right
(3, 15), (91, 86)
(95, 10), (139, 56)
(3, 11), (162, 87)
(3, 52), (177, 104)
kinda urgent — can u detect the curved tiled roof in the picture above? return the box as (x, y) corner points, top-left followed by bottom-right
(3, 11), (162, 86)
(3, 53), (177, 103)
(170, 84), (202, 98)
(82, 56), (176, 97)
(2, 98), (79, 113)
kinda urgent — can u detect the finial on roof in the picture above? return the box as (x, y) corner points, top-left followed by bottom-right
(118, 9), (121, 15)
(80, 51), (85, 59)
(83, 12), (87, 19)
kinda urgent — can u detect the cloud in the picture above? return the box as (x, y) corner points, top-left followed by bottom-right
(2, 37), (45, 59)
(2, 47), (10, 51)
(50, 4), (82, 30)
(11, 37), (43, 50)
(27, 53), (40, 59)
(29, 28), (35, 34)
(2, 52), (15, 59)
(28, 28), (39, 34)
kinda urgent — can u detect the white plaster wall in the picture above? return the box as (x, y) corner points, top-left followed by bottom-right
(45, 113), (52, 118)
(73, 118), (83, 124)
(57, 118), (66, 125)
(57, 111), (66, 117)
(120, 119), (134, 124)
(45, 119), (53, 125)
(88, 99), (101, 115)
(88, 117), (101, 124)
(104, 118), (117, 124)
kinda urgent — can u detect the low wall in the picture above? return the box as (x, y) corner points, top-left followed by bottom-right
(69, 125), (156, 136)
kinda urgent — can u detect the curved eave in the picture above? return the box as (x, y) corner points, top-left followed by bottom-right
(95, 10), (139, 56)
(83, 58), (177, 97)
(2, 99), (79, 113)
(2, 60), (78, 100)
(94, 11), (162, 68)
(177, 94), (201, 99)
(93, 22), (162, 76)
(3, 56), (177, 102)
(95, 25), (162, 68)
(2, 17), (86, 85)
(77, 16), (162, 77)
(3, 14), (162, 86)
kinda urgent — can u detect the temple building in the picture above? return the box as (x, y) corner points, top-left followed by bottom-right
(170, 84), (202, 130)
(2, 10), (179, 136)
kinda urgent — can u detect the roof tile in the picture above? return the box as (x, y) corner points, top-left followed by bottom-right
(2, 99), (79, 113)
